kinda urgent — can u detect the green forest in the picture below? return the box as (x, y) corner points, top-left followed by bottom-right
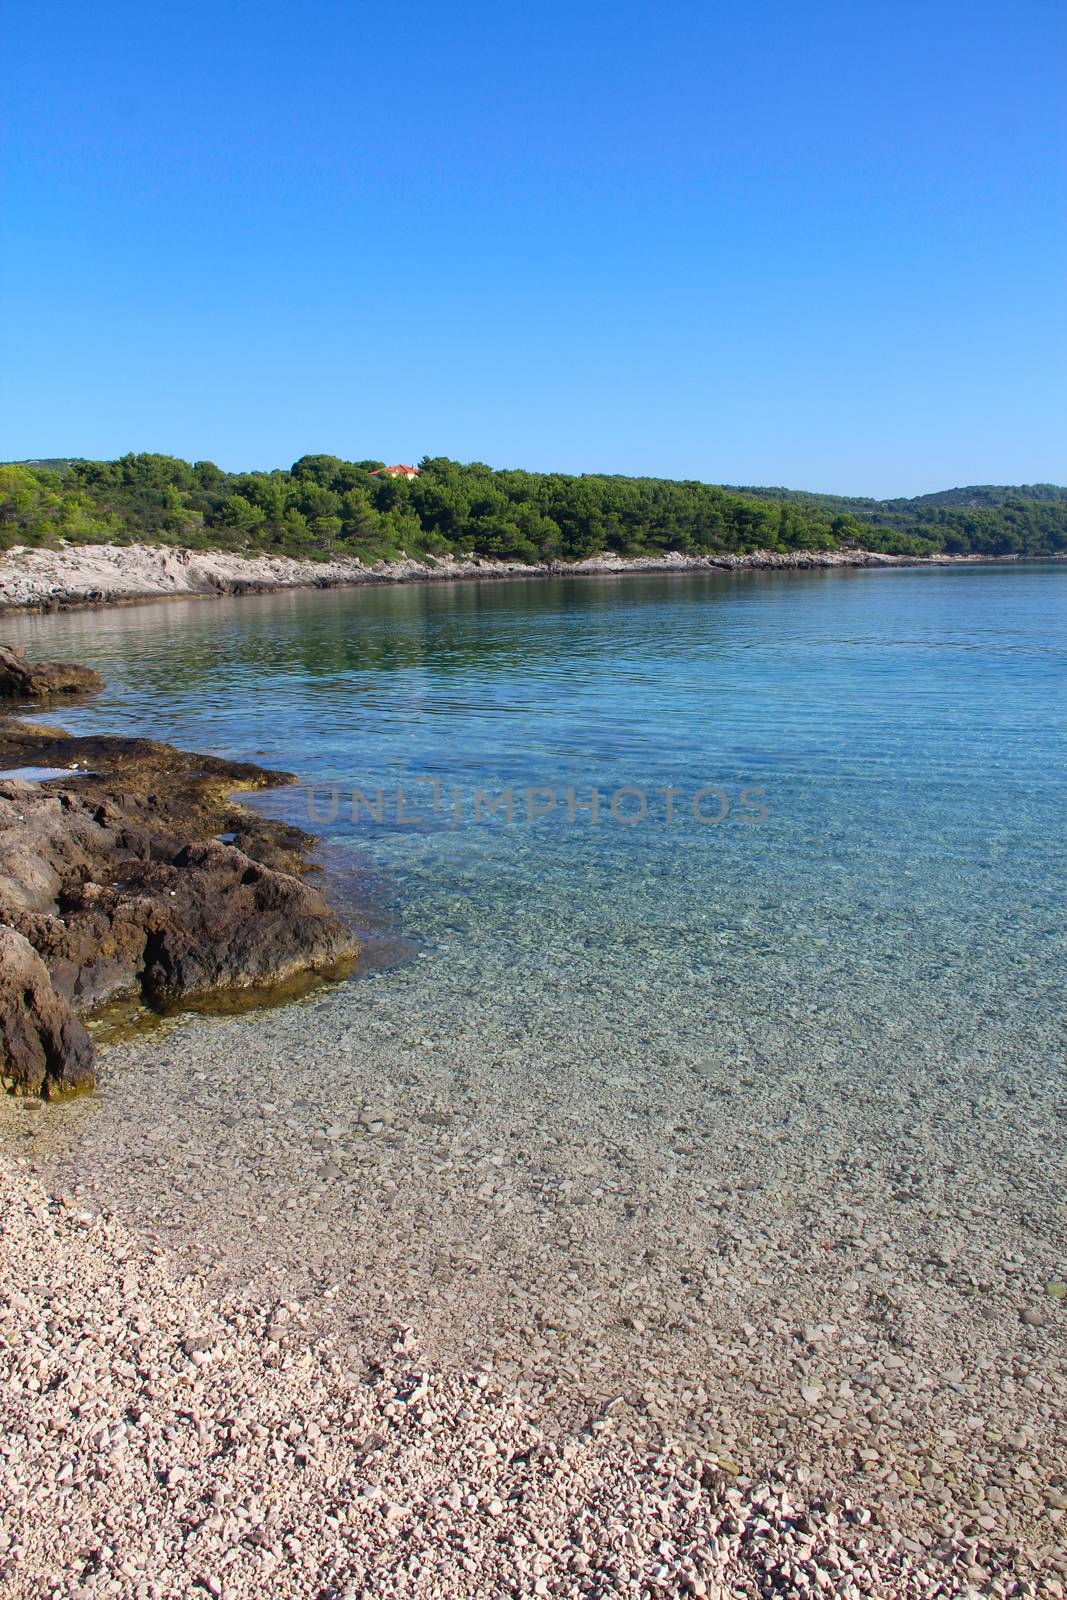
(2, 453), (1066, 563)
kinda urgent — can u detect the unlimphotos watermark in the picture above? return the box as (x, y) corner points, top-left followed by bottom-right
(304, 778), (768, 828)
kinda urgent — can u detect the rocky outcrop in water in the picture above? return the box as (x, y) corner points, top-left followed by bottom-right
(0, 643), (103, 696)
(0, 655), (358, 1097)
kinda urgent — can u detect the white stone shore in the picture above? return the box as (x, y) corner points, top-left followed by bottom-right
(0, 541), (970, 612)
(0, 1157), (1056, 1599)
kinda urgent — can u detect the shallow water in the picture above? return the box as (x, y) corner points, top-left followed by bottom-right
(0, 765), (89, 781)
(7, 566), (1065, 1073)
(3, 566), (1066, 1527)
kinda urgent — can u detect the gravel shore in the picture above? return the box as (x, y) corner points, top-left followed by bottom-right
(2, 1155), (1059, 1599)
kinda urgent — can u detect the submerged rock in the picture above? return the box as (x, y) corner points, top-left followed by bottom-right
(0, 643), (102, 698)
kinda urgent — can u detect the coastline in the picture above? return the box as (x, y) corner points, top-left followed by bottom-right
(1, 539), (1060, 614)
(2, 630), (1064, 1597)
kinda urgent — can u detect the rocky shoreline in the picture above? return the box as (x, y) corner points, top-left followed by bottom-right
(0, 645), (357, 1097)
(0, 540), (1050, 613)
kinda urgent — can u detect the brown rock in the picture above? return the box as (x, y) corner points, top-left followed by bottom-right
(8, 834), (358, 1010)
(0, 766), (358, 1095)
(0, 643), (103, 698)
(138, 840), (357, 1003)
(0, 924), (95, 1096)
(0, 668), (359, 1096)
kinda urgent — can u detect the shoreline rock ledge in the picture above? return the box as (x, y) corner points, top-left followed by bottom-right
(0, 641), (103, 696)
(0, 645), (358, 1097)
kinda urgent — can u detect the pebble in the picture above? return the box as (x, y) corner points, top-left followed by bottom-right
(3, 1158), (1053, 1599)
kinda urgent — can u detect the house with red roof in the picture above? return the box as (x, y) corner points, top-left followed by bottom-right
(369, 464), (420, 480)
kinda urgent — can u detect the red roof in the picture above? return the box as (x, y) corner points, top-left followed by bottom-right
(369, 464), (420, 477)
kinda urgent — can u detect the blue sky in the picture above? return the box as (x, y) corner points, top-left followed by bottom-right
(4, 0), (1066, 494)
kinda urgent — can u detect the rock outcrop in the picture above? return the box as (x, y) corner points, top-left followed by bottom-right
(0, 925), (95, 1096)
(0, 643), (103, 696)
(0, 788), (356, 1011)
(0, 652), (358, 1097)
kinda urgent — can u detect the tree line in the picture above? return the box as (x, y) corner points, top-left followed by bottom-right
(2, 453), (1065, 562)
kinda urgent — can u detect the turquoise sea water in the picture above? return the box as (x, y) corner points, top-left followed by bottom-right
(5, 565), (1066, 1476)
(8, 564), (1065, 1068)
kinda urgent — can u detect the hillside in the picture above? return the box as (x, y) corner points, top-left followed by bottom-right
(2, 454), (1065, 564)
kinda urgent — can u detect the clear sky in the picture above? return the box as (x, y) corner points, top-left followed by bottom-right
(4, 0), (1066, 495)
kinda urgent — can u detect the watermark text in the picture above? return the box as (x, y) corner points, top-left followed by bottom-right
(304, 779), (769, 828)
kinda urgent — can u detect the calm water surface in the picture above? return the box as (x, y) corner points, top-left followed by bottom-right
(4, 565), (1065, 1471)
(8, 564), (1064, 1066)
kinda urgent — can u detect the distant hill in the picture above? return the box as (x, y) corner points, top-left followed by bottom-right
(2, 453), (1065, 562)
(16, 458), (83, 477)
(730, 481), (1067, 513)
(911, 483), (1067, 508)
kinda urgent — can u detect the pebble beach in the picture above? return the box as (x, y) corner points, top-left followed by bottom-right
(3, 1154), (1063, 1600)
(5, 930), (1065, 1597)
